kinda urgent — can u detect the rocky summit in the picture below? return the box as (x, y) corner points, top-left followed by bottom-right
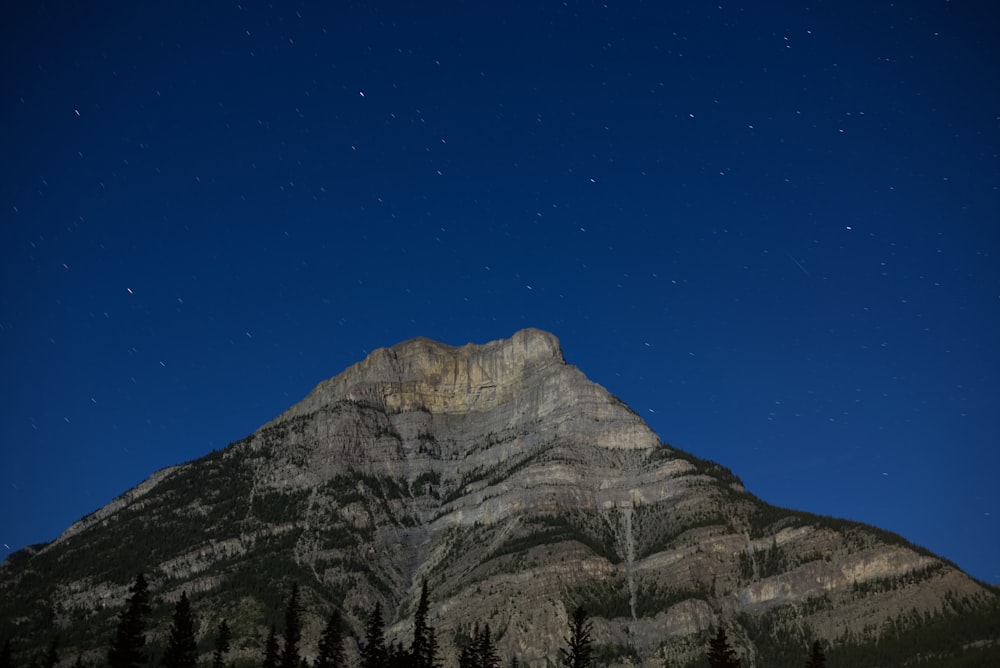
(1, 329), (997, 667)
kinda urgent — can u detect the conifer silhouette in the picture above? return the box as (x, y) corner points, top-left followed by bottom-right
(109, 573), (152, 668)
(262, 626), (280, 668)
(212, 620), (231, 668)
(360, 602), (387, 668)
(457, 623), (480, 668)
(280, 585), (303, 668)
(315, 611), (344, 668)
(163, 592), (198, 668)
(805, 640), (826, 668)
(410, 582), (439, 668)
(458, 622), (502, 668)
(475, 625), (500, 668)
(560, 607), (593, 668)
(707, 627), (740, 668)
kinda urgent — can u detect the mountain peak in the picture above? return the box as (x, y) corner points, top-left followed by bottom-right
(272, 328), (571, 420)
(384, 327), (565, 383)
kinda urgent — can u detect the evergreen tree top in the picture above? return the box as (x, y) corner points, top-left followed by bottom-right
(560, 607), (593, 668)
(108, 573), (153, 668)
(162, 592), (198, 668)
(707, 627), (740, 668)
(805, 640), (826, 668)
(280, 584), (303, 668)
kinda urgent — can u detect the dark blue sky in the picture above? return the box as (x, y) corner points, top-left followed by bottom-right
(2, 2), (998, 583)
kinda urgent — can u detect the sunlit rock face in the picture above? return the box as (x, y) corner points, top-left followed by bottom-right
(283, 328), (567, 415)
(270, 327), (660, 453)
(1, 330), (994, 668)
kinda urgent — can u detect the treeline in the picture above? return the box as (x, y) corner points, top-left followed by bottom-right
(0, 575), (600, 668)
(0, 573), (835, 668)
(6, 571), (999, 667)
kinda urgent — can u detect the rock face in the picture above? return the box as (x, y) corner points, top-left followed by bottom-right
(1, 329), (996, 667)
(272, 328), (658, 451)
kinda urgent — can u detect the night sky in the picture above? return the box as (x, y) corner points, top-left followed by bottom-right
(2, 2), (998, 584)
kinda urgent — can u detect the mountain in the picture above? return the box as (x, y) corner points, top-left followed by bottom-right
(2, 329), (997, 667)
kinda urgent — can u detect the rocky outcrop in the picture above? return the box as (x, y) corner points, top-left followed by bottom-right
(269, 328), (659, 452)
(1, 329), (995, 668)
(276, 329), (564, 415)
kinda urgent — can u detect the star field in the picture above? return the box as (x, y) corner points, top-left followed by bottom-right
(1, 1), (998, 582)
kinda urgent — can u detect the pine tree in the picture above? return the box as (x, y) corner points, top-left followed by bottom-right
(263, 626), (280, 668)
(410, 582), (439, 668)
(360, 603), (387, 668)
(474, 625), (499, 668)
(458, 623), (500, 668)
(457, 623), (480, 668)
(560, 607), (593, 668)
(805, 640), (826, 668)
(315, 611), (345, 668)
(707, 627), (740, 668)
(109, 573), (152, 668)
(212, 620), (232, 668)
(280, 585), (303, 668)
(163, 592), (198, 668)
